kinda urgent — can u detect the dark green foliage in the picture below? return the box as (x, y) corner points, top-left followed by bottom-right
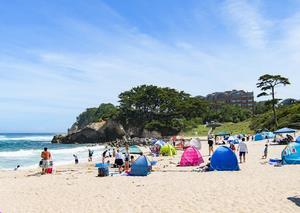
(118, 85), (208, 136)
(254, 101), (271, 115)
(205, 104), (252, 123)
(76, 103), (118, 129)
(250, 103), (300, 131)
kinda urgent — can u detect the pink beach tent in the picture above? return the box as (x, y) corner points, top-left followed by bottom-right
(180, 146), (204, 166)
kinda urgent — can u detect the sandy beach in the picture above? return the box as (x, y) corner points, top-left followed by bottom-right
(0, 141), (299, 213)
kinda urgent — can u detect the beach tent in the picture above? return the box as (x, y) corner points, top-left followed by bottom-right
(155, 140), (166, 147)
(274, 127), (297, 134)
(189, 138), (202, 150)
(180, 146), (204, 166)
(296, 136), (300, 143)
(210, 146), (239, 171)
(227, 136), (239, 144)
(281, 142), (300, 164)
(254, 134), (264, 141)
(160, 144), (177, 156)
(130, 155), (151, 176)
(120, 145), (143, 155)
(265, 132), (275, 139)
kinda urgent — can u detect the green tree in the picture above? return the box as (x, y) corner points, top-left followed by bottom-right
(256, 74), (290, 128)
(76, 103), (118, 128)
(118, 85), (208, 136)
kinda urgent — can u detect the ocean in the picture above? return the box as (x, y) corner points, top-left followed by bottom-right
(0, 133), (105, 170)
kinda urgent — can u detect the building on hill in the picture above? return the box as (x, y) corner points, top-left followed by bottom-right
(206, 90), (254, 111)
(279, 98), (299, 106)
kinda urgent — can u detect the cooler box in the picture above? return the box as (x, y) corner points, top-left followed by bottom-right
(97, 163), (109, 177)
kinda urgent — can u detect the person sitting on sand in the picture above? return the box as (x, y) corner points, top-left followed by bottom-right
(262, 144), (268, 159)
(115, 149), (124, 173)
(238, 138), (248, 163)
(41, 147), (51, 174)
(130, 155), (135, 166)
(14, 165), (20, 171)
(73, 154), (79, 164)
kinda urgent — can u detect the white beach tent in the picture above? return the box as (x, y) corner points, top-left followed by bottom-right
(189, 138), (202, 150)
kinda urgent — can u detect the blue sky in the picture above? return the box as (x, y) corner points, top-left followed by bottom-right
(0, 0), (300, 132)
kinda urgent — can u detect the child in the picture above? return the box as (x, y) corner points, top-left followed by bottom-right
(230, 143), (236, 152)
(262, 144), (268, 159)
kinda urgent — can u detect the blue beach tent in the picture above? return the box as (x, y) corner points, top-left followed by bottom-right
(254, 134), (264, 141)
(274, 127), (297, 134)
(296, 136), (300, 143)
(130, 155), (151, 176)
(210, 146), (239, 171)
(282, 142), (300, 164)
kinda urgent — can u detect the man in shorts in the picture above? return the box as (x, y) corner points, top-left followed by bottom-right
(238, 138), (248, 163)
(41, 147), (51, 174)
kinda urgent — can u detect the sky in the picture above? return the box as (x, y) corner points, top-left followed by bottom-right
(0, 0), (300, 132)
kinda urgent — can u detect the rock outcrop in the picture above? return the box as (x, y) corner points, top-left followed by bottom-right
(52, 120), (126, 144)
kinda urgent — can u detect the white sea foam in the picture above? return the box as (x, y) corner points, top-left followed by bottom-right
(0, 135), (54, 142)
(0, 145), (105, 158)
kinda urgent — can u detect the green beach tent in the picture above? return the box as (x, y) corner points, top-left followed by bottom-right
(160, 144), (177, 156)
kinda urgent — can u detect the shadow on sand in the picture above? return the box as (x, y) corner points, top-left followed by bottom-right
(287, 196), (300, 207)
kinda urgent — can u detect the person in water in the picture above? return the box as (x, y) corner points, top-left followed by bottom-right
(41, 147), (51, 174)
(73, 154), (79, 164)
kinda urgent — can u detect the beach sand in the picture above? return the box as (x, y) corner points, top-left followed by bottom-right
(0, 141), (299, 213)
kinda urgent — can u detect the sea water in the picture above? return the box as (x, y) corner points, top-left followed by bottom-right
(0, 133), (105, 170)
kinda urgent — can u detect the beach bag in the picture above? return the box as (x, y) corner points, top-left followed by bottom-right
(46, 168), (53, 174)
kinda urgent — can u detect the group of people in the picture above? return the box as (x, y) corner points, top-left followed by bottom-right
(208, 135), (269, 164)
(39, 145), (137, 174)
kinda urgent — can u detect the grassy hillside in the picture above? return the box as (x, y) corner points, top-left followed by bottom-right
(250, 103), (300, 131)
(183, 120), (253, 136)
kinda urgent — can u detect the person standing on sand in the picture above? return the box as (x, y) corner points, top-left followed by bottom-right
(238, 138), (248, 163)
(102, 149), (108, 163)
(124, 144), (130, 171)
(208, 134), (214, 156)
(41, 147), (51, 174)
(88, 149), (94, 162)
(262, 144), (268, 159)
(115, 149), (124, 173)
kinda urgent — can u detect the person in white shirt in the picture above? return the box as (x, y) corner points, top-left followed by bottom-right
(115, 149), (124, 173)
(238, 138), (248, 163)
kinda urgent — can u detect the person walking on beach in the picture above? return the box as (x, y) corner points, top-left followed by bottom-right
(41, 147), (51, 174)
(208, 134), (214, 156)
(88, 149), (94, 162)
(262, 144), (268, 159)
(238, 138), (248, 163)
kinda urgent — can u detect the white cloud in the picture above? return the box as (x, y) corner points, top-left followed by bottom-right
(223, 0), (271, 48)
